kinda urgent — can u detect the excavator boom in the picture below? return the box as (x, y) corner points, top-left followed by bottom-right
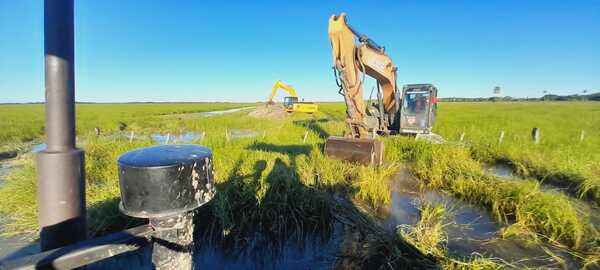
(267, 80), (298, 104)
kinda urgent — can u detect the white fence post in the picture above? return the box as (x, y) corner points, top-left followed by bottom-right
(129, 131), (134, 143)
(498, 130), (505, 144)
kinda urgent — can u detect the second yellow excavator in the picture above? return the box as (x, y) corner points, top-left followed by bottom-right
(267, 80), (318, 113)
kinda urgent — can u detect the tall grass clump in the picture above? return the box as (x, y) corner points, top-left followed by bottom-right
(398, 203), (507, 269)
(434, 102), (600, 203)
(387, 137), (592, 249)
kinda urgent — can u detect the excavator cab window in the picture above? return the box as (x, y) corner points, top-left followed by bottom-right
(283, 96), (298, 109)
(400, 86), (436, 133)
(403, 92), (430, 114)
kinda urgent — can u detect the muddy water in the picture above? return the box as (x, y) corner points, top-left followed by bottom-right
(382, 168), (582, 269)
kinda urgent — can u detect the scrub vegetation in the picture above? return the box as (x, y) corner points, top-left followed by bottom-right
(0, 101), (598, 269)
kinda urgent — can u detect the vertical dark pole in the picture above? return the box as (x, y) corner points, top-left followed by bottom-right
(37, 0), (86, 251)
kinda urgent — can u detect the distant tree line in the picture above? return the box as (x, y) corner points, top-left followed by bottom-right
(440, 92), (600, 102)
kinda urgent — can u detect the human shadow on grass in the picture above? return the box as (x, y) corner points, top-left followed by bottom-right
(193, 150), (439, 268)
(247, 142), (312, 159)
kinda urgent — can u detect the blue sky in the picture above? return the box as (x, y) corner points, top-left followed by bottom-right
(1, 1), (599, 103)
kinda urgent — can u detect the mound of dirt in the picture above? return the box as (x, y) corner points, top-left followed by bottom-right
(248, 104), (287, 120)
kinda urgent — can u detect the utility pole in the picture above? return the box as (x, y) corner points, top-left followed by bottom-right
(37, 0), (86, 251)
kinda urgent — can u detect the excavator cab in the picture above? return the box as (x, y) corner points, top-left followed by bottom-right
(399, 84), (438, 134)
(283, 96), (298, 110)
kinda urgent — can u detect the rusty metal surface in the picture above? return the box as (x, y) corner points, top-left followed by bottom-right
(324, 136), (384, 166)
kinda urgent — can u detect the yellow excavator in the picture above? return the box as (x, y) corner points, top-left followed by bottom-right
(324, 13), (439, 166)
(267, 80), (318, 113)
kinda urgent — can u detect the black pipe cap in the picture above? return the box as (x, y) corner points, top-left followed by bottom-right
(117, 145), (215, 218)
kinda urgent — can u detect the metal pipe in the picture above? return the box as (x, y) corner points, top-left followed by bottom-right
(0, 224), (153, 270)
(150, 213), (195, 270)
(37, 0), (86, 251)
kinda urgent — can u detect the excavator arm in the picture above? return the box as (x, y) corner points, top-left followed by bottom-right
(325, 13), (400, 166)
(328, 13), (398, 138)
(267, 80), (298, 104)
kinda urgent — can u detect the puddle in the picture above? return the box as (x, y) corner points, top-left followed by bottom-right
(194, 226), (343, 269)
(31, 143), (47, 153)
(0, 229), (38, 262)
(483, 163), (575, 195)
(381, 168), (582, 268)
(228, 129), (258, 139)
(167, 107), (254, 119)
(483, 163), (514, 178)
(382, 170), (501, 243)
(151, 132), (202, 144)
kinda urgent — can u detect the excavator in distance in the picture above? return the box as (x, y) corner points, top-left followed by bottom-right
(324, 13), (439, 166)
(267, 80), (318, 113)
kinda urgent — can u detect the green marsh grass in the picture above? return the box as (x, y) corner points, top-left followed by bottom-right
(1, 101), (599, 268)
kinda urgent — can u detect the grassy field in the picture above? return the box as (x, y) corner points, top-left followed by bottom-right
(0, 101), (598, 269)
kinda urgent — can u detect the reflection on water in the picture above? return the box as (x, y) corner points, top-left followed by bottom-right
(195, 225), (344, 270)
(31, 143), (47, 153)
(483, 163), (514, 178)
(382, 170), (501, 243)
(87, 223), (345, 270)
(382, 168), (581, 269)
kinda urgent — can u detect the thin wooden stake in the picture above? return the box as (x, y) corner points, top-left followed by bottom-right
(225, 128), (230, 141)
(165, 133), (170, 144)
(263, 130), (266, 139)
(459, 132), (465, 142)
(129, 131), (134, 143)
(580, 130), (585, 142)
(303, 131), (308, 143)
(498, 130), (505, 144)
(201, 131), (206, 141)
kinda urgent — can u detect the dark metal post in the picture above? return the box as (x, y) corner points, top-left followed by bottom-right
(37, 0), (86, 251)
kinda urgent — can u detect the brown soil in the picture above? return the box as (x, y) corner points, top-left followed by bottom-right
(248, 104), (288, 120)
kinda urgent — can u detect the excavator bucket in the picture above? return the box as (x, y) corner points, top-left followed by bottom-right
(324, 136), (384, 166)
